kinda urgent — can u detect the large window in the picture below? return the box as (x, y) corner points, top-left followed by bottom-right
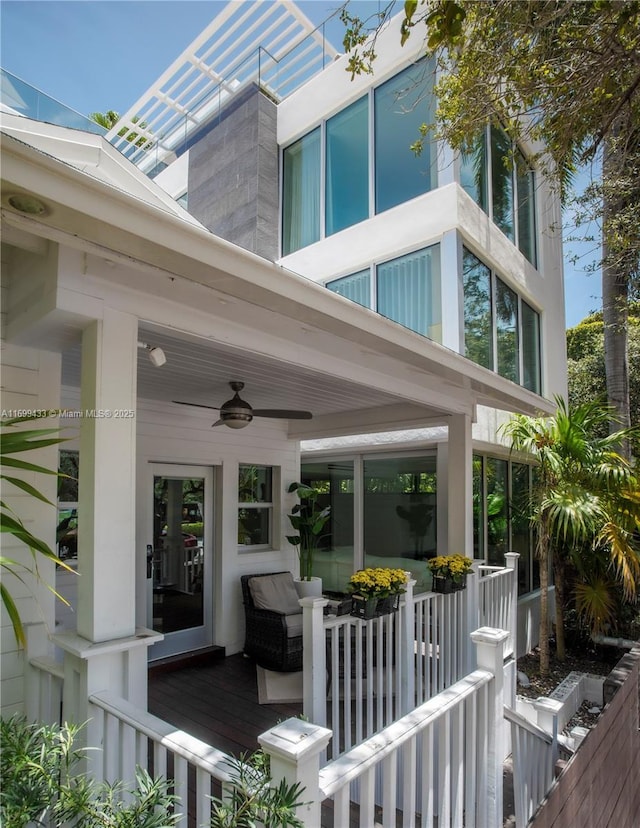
(282, 62), (437, 254)
(463, 248), (541, 393)
(495, 277), (520, 383)
(301, 453), (437, 594)
(299, 460), (354, 594)
(463, 251), (493, 369)
(521, 300), (542, 394)
(473, 453), (537, 595)
(327, 244), (441, 342)
(326, 97), (369, 235)
(459, 125), (537, 266)
(238, 465), (273, 548)
(377, 246), (441, 338)
(327, 269), (371, 308)
(282, 129), (321, 256)
(374, 61), (436, 213)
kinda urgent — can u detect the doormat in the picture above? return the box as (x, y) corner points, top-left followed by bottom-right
(256, 666), (303, 705)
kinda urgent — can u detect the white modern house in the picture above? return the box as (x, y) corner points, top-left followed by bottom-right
(1, 2), (566, 824)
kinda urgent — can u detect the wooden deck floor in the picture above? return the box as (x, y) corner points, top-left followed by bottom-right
(148, 653), (303, 756)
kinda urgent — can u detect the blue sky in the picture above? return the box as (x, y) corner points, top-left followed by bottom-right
(1, 0), (601, 327)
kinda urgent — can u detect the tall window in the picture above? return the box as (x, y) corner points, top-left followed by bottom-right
(463, 250), (493, 369)
(459, 125), (537, 266)
(327, 270), (371, 308)
(490, 125), (515, 242)
(377, 246), (441, 339)
(495, 277), (520, 383)
(522, 300), (542, 393)
(474, 453), (537, 595)
(364, 455), (436, 592)
(374, 61), (437, 213)
(282, 129), (320, 256)
(326, 97), (369, 235)
(462, 248), (541, 392)
(238, 465), (273, 548)
(281, 62), (438, 254)
(300, 460), (354, 594)
(327, 245), (442, 343)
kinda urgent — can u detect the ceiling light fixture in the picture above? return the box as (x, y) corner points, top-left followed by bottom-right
(6, 193), (48, 216)
(138, 341), (167, 367)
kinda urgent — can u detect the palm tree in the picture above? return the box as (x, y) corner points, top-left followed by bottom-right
(501, 397), (640, 675)
(88, 111), (149, 148)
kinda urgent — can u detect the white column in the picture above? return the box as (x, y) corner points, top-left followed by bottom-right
(77, 309), (137, 642)
(259, 718), (332, 828)
(400, 577), (416, 715)
(447, 413), (473, 556)
(471, 627), (509, 828)
(301, 596), (329, 727)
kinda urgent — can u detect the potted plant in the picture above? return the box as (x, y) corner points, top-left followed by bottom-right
(427, 554), (474, 593)
(286, 481), (331, 597)
(347, 567), (408, 620)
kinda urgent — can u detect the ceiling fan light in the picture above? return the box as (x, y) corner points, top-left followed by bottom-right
(224, 416), (251, 429)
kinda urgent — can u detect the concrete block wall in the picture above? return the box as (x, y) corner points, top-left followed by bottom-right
(187, 85), (279, 260)
(530, 646), (640, 828)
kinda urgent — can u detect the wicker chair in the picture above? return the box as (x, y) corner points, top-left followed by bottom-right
(240, 572), (303, 672)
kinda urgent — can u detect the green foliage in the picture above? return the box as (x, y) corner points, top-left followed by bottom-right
(1, 416), (72, 647)
(286, 482), (331, 581)
(567, 310), (640, 440)
(0, 717), (179, 827)
(501, 397), (640, 670)
(209, 749), (305, 828)
(88, 111), (150, 148)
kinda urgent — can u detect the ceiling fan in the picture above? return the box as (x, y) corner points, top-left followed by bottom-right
(173, 381), (313, 429)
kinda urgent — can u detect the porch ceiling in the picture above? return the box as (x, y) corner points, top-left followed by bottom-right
(62, 324), (443, 434)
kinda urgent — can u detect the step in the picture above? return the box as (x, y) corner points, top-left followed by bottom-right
(148, 645), (225, 676)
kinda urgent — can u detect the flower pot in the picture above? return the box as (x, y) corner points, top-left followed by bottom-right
(294, 576), (323, 599)
(432, 574), (467, 594)
(350, 593), (400, 620)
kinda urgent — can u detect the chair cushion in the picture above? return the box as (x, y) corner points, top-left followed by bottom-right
(284, 613), (303, 638)
(248, 573), (300, 615)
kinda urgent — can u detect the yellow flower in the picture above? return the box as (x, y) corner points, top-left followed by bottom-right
(348, 567), (408, 598)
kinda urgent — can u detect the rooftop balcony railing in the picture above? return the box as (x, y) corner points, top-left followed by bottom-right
(0, 68), (106, 135)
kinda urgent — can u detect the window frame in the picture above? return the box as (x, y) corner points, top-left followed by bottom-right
(237, 464), (274, 552)
(280, 60), (438, 256)
(462, 246), (542, 394)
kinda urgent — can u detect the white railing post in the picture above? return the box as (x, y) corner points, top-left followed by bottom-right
(534, 697), (562, 766)
(466, 561), (482, 672)
(259, 717), (332, 828)
(505, 552), (519, 660)
(301, 596), (328, 727)
(471, 626), (509, 828)
(401, 576), (416, 715)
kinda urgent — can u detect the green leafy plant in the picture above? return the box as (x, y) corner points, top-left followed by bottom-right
(209, 749), (305, 828)
(1, 415), (73, 646)
(286, 482), (331, 582)
(0, 716), (179, 827)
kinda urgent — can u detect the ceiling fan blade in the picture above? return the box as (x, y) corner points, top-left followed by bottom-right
(252, 409), (313, 420)
(173, 400), (221, 411)
(211, 419), (226, 427)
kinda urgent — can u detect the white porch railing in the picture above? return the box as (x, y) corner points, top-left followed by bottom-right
(89, 691), (234, 828)
(26, 656), (64, 726)
(505, 704), (556, 826)
(304, 555), (518, 760)
(261, 627), (511, 828)
(479, 553), (519, 659)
